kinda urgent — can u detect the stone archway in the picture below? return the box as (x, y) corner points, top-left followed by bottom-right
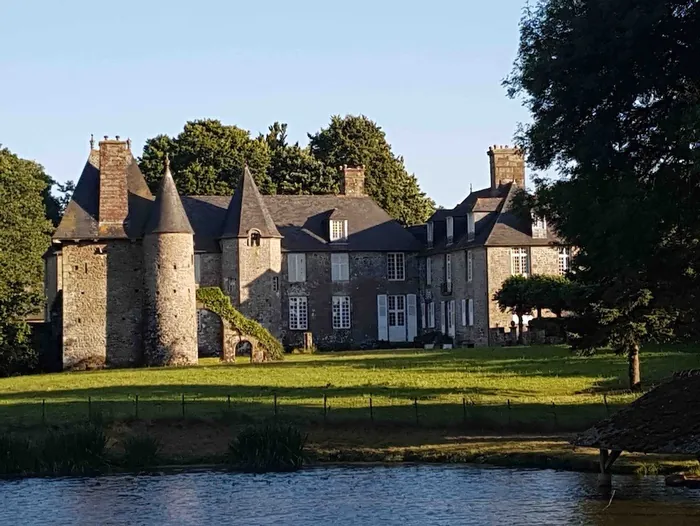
(236, 340), (252, 357)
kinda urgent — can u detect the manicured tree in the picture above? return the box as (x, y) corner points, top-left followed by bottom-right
(505, 0), (700, 389)
(529, 274), (576, 318)
(494, 276), (535, 345)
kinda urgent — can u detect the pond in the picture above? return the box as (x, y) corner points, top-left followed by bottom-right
(1, 465), (699, 525)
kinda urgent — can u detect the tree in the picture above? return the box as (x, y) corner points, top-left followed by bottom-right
(0, 146), (52, 375)
(494, 276), (535, 345)
(139, 119), (273, 195)
(528, 274), (575, 318)
(308, 115), (435, 225)
(43, 178), (75, 226)
(505, 0), (700, 389)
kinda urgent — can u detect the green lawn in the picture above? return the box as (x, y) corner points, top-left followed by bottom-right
(0, 345), (698, 430)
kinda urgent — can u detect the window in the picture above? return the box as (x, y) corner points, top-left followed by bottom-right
(511, 247), (529, 276)
(331, 253), (350, 281)
(428, 301), (436, 328)
(467, 250), (473, 282)
(461, 299), (467, 326)
(387, 253), (405, 281)
(330, 220), (348, 242)
(289, 297), (308, 330)
(287, 253), (306, 282)
(468, 298), (474, 326)
(332, 296), (351, 329)
(445, 253), (452, 284)
(426, 257), (432, 285)
(388, 295), (406, 327)
(446, 216), (454, 245)
(420, 300), (426, 328)
(532, 215), (547, 239)
(194, 254), (202, 284)
(467, 213), (475, 241)
(427, 221), (434, 247)
(558, 247), (571, 275)
(248, 230), (261, 247)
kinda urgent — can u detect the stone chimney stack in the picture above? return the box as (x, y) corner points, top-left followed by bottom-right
(340, 165), (365, 196)
(488, 145), (525, 189)
(98, 136), (129, 235)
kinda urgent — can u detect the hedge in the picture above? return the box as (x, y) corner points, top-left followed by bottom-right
(196, 287), (284, 361)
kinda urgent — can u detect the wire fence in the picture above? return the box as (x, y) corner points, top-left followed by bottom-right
(0, 392), (632, 433)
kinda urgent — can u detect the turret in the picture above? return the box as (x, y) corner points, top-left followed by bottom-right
(143, 156), (198, 365)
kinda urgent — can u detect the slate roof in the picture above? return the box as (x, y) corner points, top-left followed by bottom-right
(53, 150), (154, 240)
(183, 195), (423, 253)
(574, 370), (700, 455)
(221, 166), (280, 239)
(144, 161), (194, 235)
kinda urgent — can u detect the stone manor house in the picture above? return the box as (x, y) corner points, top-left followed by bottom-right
(43, 137), (568, 369)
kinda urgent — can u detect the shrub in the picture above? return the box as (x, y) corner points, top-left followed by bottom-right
(39, 424), (107, 475)
(197, 287), (284, 360)
(227, 425), (306, 473)
(122, 433), (161, 469)
(0, 434), (36, 475)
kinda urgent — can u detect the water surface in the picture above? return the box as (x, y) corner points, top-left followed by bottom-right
(1, 465), (698, 525)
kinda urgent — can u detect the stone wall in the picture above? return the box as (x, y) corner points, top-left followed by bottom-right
(281, 251), (419, 349)
(62, 241), (143, 369)
(197, 252), (221, 287)
(97, 140), (129, 236)
(143, 233), (197, 366)
(197, 308), (222, 357)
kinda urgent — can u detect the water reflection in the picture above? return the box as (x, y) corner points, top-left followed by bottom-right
(0, 466), (698, 526)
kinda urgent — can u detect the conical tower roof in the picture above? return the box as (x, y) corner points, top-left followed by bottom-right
(144, 156), (194, 235)
(221, 165), (281, 238)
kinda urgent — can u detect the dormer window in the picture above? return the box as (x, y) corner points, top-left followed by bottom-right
(330, 220), (348, 242)
(427, 221), (434, 247)
(248, 230), (261, 247)
(467, 213), (475, 241)
(446, 217), (454, 245)
(532, 214), (547, 239)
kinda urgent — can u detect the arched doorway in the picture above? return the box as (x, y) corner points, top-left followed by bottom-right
(235, 340), (253, 357)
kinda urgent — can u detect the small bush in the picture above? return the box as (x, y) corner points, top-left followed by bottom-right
(122, 433), (160, 469)
(227, 425), (306, 473)
(39, 424), (107, 475)
(0, 434), (36, 475)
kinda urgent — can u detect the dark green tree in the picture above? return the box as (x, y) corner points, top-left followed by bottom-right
(0, 146), (52, 375)
(494, 275), (535, 345)
(528, 274), (575, 318)
(43, 178), (75, 226)
(308, 115), (435, 225)
(505, 0), (700, 389)
(139, 119), (273, 195)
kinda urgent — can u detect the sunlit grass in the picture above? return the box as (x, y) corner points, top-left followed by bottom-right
(0, 345), (697, 430)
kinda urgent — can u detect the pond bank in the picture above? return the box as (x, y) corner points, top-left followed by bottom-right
(105, 419), (698, 476)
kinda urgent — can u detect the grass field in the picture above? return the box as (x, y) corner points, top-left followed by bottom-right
(1, 345), (698, 431)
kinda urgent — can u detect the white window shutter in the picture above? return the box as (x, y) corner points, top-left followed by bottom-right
(428, 302), (435, 328)
(342, 253), (349, 280)
(331, 254), (339, 281)
(407, 294), (417, 341)
(468, 299), (474, 327)
(288, 254), (297, 281)
(194, 254), (202, 284)
(426, 257), (432, 285)
(377, 294), (388, 341)
(440, 301), (446, 334)
(420, 300), (426, 330)
(449, 300), (456, 337)
(299, 254), (306, 282)
(461, 299), (467, 326)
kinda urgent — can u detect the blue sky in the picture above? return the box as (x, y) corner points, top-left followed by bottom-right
(0, 0), (531, 208)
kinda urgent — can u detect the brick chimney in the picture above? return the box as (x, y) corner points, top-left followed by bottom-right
(488, 145), (525, 189)
(340, 165), (365, 196)
(98, 136), (129, 236)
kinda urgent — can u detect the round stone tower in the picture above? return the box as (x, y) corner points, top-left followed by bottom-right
(143, 156), (197, 366)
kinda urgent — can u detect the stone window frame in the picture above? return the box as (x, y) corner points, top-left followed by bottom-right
(387, 252), (405, 281)
(248, 229), (262, 247)
(329, 220), (348, 242)
(332, 295), (351, 329)
(331, 253), (350, 282)
(289, 296), (308, 330)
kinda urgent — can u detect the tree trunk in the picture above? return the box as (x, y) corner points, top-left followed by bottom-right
(517, 315), (525, 345)
(537, 307), (542, 317)
(628, 343), (641, 391)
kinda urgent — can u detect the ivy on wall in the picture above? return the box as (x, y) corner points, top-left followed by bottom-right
(196, 287), (284, 361)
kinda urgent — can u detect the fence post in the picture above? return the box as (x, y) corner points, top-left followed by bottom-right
(88, 396), (92, 421)
(551, 401), (558, 430)
(135, 394), (139, 419)
(603, 394), (610, 416)
(227, 394), (231, 411)
(462, 397), (467, 425)
(414, 398), (419, 426)
(42, 399), (46, 425)
(507, 399), (512, 428)
(323, 394), (327, 423)
(181, 394), (185, 418)
(369, 396), (374, 423)
(274, 393), (278, 419)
